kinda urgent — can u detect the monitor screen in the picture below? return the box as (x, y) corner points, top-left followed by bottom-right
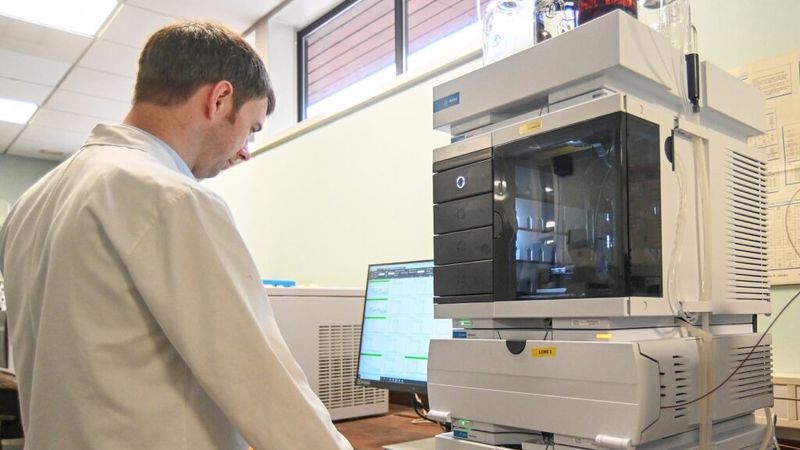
(356, 260), (452, 393)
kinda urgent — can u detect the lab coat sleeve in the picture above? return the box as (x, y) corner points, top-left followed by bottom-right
(122, 186), (353, 450)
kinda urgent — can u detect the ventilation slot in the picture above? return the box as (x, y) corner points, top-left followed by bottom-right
(318, 324), (386, 409)
(724, 150), (769, 302)
(727, 344), (773, 402)
(660, 354), (693, 420)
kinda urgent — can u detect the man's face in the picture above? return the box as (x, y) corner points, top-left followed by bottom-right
(194, 97), (268, 179)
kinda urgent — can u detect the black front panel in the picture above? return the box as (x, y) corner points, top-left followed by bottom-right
(432, 112), (662, 306)
(433, 159), (492, 203)
(433, 193), (493, 234)
(434, 227), (493, 265)
(433, 261), (493, 296)
(433, 151), (494, 305)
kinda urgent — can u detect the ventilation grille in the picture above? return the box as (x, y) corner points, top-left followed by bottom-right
(317, 324), (386, 409)
(727, 343), (773, 402)
(660, 354), (693, 420)
(724, 150), (769, 302)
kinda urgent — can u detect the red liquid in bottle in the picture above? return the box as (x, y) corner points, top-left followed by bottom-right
(577, 0), (637, 25)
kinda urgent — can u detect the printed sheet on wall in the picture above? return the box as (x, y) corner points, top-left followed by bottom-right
(732, 51), (800, 285)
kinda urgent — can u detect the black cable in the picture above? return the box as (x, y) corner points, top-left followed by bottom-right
(412, 395), (428, 421)
(660, 286), (799, 409)
(411, 393), (449, 431)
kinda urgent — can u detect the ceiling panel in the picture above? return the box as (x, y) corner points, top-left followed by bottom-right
(30, 109), (107, 134)
(0, 122), (24, 150)
(101, 5), (179, 49)
(0, 134), (17, 151)
(2, 0), (286, 162)
(9, 125), (90, 159)
(60, 67), (135, 103)
(0, 16), (93, 63)
(0, 122), (23, 139)
(0, 77), (52, 104)
(79, 39), (140, 77)
(6, 143), (68, 161)
(126, 0), (282, 32)
(46, 90), (129, 122)
(0, 49), (71, 86)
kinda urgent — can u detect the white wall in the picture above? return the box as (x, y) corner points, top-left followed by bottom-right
(204, 60), (480, 287)
(763, 286), (800, 373)
(692, 0), (800, 71)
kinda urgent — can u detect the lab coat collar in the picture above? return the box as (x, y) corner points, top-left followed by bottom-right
(82, 124), (195, 179)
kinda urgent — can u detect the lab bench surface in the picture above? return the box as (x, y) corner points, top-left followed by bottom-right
(335, 404), (441, 450)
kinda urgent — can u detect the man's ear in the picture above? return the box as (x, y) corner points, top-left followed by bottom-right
(206, 80), (234, 119)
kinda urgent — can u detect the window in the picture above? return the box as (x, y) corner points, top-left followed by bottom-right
(297, 0), (489, 120)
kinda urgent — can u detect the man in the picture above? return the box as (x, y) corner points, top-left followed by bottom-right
(0, 22), (353, 450)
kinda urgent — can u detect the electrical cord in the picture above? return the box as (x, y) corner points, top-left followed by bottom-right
(666, 154), (688, 317)
(772, 413), (782, 450)
(412, 393), (450, 432)
(687, 131), (709, 325)
(412, 393), (427, 420)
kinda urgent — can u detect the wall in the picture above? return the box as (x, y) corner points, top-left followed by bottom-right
(692, 0), (800, 72)
(0, 154), (57, 225)
(204, 60), (480, 287)
(0, 154), (57, 285)
(762, 286), (800, 373)
(204, 0), (800, 372)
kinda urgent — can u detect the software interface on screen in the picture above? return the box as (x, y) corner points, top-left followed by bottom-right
(357, 261), (452, 390)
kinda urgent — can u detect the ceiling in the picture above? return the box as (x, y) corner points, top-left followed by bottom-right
(0, 0), (295, 161)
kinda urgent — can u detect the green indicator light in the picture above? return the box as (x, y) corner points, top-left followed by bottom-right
(458, 319), (472, 327)
(368, 279), (390, 283)
(360, 352), (382, 357)
(404, 355), (428, 361)
(458, 419), (472, 426)
(364, 316), (387, 320)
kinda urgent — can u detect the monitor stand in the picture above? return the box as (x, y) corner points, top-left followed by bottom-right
(383, 436), (436, 450)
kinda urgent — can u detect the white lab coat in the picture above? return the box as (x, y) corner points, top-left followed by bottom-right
(0, 124), (353, 450)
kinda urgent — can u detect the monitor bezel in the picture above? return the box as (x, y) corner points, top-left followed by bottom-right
(355, 259), (435, 395)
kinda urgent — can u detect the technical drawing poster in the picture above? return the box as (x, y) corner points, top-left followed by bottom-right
(732, 51), (800, 285)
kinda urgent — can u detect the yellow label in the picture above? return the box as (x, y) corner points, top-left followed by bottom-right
(596, 333), (613, 340)
(531, 347), (557, 358)
(518, 120), (542, 135)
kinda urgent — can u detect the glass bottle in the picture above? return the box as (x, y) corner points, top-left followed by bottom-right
(535, 0), (576, 43)
(482, 0), (536, 65)
(638, 0), (693, 53)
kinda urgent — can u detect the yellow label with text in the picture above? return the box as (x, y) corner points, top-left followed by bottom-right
(531, 347), (557, 358)
(518, 120), (542, 135)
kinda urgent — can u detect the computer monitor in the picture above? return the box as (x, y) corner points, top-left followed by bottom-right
(356, 260), (452, 394)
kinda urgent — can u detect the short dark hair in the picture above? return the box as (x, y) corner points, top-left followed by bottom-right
(134, 22), (275, 114)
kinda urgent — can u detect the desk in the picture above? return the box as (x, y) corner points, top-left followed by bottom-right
(335, 404), (441, 450)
